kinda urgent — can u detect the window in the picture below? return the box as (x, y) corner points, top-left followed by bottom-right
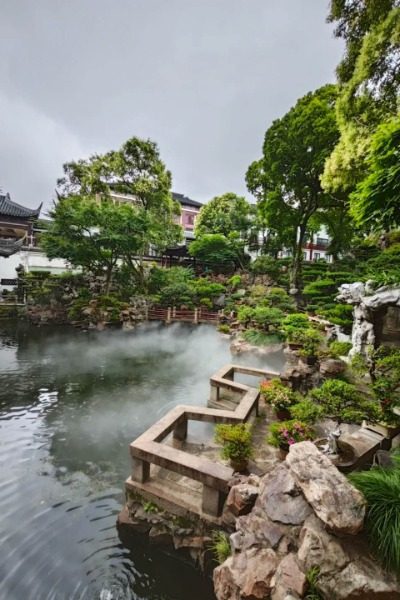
(303, 251), (307, 260)
(187, 215), (194, 225)
(314, 252), (320, 261)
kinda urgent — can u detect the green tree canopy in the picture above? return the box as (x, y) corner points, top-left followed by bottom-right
(246, 85), (340, 298)
(351, 116), (400, 232)
(194, 192), (253, 238)
(44, 137), (182, 291)
(323, 2), (400, 192)
(189, 233), (238, 272)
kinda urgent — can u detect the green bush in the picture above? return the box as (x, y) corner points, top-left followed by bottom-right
(349, 352), (369, 377)
(328, 341), (352, 358)
(227, 274), (242, 290)
(250, 255), (280, 279)
(373, 350), (400, 424)
(309, 379), (380, 424)
(252, 306), (284, 330)
(218, 323), (230, 334)
(264, 287), (295, 311)
(319, 303), (354, 332)
(215, 423), (253, 462)
(303, 279), (337, 298)
(211, 531), (231, 564)
(241, 329), (283, 346)
(290, 399), (324, 423)
(350, 463), (400, 573)
(259, 378), (297, 410)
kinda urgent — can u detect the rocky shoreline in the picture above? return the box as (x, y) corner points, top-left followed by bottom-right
(118, 442), (400, 600)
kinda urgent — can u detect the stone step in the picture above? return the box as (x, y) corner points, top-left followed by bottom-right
(207, 397), (239, 411)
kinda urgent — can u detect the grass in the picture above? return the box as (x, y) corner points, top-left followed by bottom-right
(210, 531), (231, 564)
(305, 566), (324, 600)
(349, 458), (400, 573)
(241, 328), (283, 346)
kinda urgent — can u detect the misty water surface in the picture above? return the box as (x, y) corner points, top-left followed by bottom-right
(0, 321), (284, 600)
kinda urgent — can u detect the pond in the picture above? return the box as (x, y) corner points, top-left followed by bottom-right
(0, 321), (285, 600)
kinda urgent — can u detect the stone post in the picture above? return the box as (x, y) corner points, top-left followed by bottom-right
(131, 457), (150, 483)
(202, 485), (225, 517)
(194, 307), (198, 324)
(173, 419), (188, 442)
(172, 306), (176, 318)
(166, 307), (172, 324)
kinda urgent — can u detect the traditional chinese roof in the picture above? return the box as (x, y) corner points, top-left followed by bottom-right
(0, 193), (42, 219)
(172, 192), (202, 209)
(0, 236), (25, 257)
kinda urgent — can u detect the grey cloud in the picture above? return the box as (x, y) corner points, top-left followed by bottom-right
(0, 0), (343, 209)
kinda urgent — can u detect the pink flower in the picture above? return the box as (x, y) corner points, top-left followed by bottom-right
(288, 438), (296, 445)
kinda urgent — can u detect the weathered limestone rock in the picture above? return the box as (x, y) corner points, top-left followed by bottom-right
(271, 553), (306, 600)
(225, 482), (259, 517)
(213, 547), (279, 600)
(148, 524), (172, 546)
(286, 442), (365, 534)
(298, 515), (400, 599)
(337, 282), (400, 358)
(257, 463), (312, 525)
(319, 358), (346, 377)
(234, 508), (286, 551)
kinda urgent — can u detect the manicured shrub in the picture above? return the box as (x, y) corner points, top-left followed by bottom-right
(218, 323), (230, 334)
(252, 306), (284, 330)
(309, 379), (381, 424)
(290, 399), (324, 423)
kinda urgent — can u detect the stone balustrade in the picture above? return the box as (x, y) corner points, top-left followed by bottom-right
(126, 364), (278, 518)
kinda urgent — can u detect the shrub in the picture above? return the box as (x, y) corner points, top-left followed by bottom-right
(328, 341), (352, 358)
(350, 464), (400, 573)
(309, 379), (381, 425)
(250, 255), (280, 279)
(303, 279), (337, 298)
(211, 531), (231, 564)
(214, 423), (253, 462)
(218, 323), (230, 334)
(319, 303), (354, 332)
(237, 305), (255, 324)
(290, 399), (324, 424)
(227, 274), (242, 290)
(252, 306), (284, 330)
(242, 329), (283, 346)
(350, 352), (369, 377)
(264, 287), (295, 311)
(286, 327), (323, 357)
(373, 350), (400, 424)
(260, 379), (297, 410)
(267, 420), (315, 448)
(282, 313), (309, 330)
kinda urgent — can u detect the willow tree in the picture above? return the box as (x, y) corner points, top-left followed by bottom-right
(246, 85), (339, 299)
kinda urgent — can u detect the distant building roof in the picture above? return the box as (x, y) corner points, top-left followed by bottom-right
(172, 192), (202, 209)
(0, 193), (42, 219)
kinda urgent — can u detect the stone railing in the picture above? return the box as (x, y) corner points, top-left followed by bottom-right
(127, 364), (278, 518)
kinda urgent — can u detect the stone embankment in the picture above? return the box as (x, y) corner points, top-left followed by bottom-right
(214, 442), (400, 600)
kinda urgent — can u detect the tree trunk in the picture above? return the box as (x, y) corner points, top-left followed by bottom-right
(290, 225), (306, 307)
(104, 264), (114, 295)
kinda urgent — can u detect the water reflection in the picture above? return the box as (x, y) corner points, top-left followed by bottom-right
(0, 321), (284, 599)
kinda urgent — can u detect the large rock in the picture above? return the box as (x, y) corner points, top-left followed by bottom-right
(298, 515), (400, 599)
(271, 553), (306, 600)
(213, 547), (279, 600)
(319, 358), (346, 377)
(257, 463), (312, 525)
(286, 442), (365, 534)
(234, 508), (286, 551)
(225, 483), (259, 517)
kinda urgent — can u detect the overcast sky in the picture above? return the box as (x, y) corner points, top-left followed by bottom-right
(0, 1), (343, 211)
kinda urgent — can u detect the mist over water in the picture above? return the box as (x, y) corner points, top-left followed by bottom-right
(0, 321), (284, 600)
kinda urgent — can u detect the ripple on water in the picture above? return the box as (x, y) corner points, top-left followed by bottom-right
(0, 323), (283, 599)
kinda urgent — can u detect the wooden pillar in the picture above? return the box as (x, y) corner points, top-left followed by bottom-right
(194, 307), (198, 324)
(166, 307), (172, 324)
(131, 457), (150, 483)
(172, 306), (176, 318)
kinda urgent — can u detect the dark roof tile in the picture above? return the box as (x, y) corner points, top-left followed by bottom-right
(0, 193), (42, 219)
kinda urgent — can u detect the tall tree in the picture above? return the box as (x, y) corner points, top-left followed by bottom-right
(45, 137), (182, 290)
(194, 192), (253, 238)
(323, 1), (400, 192)
(246, 85), (340, 298)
